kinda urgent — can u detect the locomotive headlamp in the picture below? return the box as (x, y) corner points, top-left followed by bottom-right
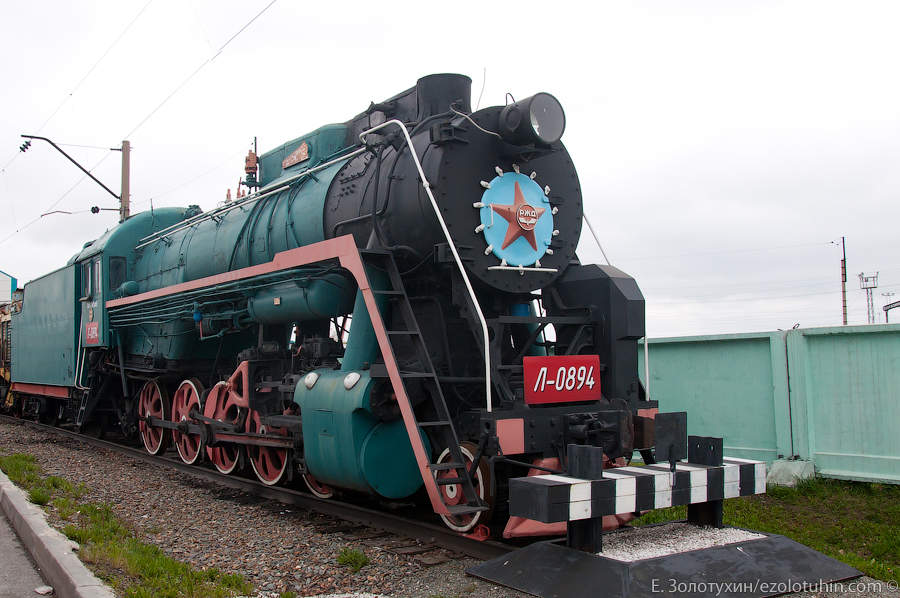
(499, 92), (566, 146)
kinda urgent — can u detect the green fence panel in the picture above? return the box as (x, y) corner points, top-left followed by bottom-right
(639, 323), (900, 484)
(638, 332), (787, 463)
(787, 325), (900, 483)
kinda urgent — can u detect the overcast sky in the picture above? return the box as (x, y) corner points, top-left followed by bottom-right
(1, 0), (897, 337)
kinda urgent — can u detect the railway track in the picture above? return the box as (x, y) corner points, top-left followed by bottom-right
(0, 414), (512, 564)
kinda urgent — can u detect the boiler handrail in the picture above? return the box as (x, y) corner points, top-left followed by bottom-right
(359, 120), (493, 412)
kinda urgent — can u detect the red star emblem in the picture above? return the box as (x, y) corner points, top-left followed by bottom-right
(491, 181), (546, 250)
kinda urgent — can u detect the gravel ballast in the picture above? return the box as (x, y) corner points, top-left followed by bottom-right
(0, 422), (526, 597)
(1, 421), (896, 598)
(601, 522), (766, 562)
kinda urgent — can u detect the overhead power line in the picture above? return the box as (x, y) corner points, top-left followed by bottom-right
(645, 276), (837, 294)
(37, 0), (156, 135)
(651, 288), (843, 305)
(0, 0), (155, 177)
(651, 282), (900, 305)
(125, 0), (278, 139)
(1, 0), (279, 248)
(0, 151), (116, 248)
(132, 149), (245, 208)
(618, 241), (833, 262)
(56, 142), (118, 151)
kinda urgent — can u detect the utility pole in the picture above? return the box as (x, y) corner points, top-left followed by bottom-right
(119, 140), (130, 222)
(840, 236), (847, 325)
(20, 134), (128, 221)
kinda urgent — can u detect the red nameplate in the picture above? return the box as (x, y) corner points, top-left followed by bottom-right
(85, 322), (99, 345)
(523, 355), (602, 404)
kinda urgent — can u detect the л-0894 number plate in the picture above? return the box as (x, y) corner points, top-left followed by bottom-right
(523, 355), (602, 405)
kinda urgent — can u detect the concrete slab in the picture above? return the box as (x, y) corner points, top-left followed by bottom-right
(767, 459), (815, 487)
(0, 510), (48, 598)
(0, 469), (115, 598)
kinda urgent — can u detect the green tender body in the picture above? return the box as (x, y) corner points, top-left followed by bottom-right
(10, 265), (80, 387)
(294, 369), (427, 498)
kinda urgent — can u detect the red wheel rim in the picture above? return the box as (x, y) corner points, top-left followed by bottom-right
(203, 381), (242, 474)
(435, 443), (490, 533)
(303, 472), (334, 499)
(245, 409), (288, 485)
(437, 462), (465, 507)
(138, 380), (169, 455)
(172, 379), (204, 465)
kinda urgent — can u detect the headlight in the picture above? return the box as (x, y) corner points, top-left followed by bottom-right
(499, 92), (566, 146)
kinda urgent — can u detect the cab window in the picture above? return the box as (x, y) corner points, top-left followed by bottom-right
(93, 258), (101, 297)
(109, 257), (126, 291)
(81, 262), (92, 299)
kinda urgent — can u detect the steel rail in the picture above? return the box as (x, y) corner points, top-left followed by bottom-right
(0, 415), (510, 561)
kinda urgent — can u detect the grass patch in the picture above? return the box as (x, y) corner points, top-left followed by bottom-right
(279, 592), (298, 598)
(82, 538), (251, 598)
(0, 454), (88, 507)
(1, 451), (252, 597)
(52, 497), (78, 521)
(45, 475), (87, 499)
(0, 453), (41, 484)
(28, 486), (52, 505)
(336, 547), (369, 572)
(633, 477), (899, 583)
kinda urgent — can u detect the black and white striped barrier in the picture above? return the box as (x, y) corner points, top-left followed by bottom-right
(509, 436), (766, 553)
(509, 457), (766, 524)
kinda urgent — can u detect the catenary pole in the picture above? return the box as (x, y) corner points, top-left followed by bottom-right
(120, 140), (130, 222)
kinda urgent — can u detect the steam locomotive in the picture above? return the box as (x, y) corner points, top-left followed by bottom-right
(3, 74), (658, 537)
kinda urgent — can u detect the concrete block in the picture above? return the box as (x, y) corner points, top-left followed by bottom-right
(767, 459), (815, 487)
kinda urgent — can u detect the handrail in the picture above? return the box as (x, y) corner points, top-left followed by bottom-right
(257, 147), (367, 193)
(358, 120), (493, 412)
(135, 147), (367, 249)
(582, 213), (611, 266)
(73, 324), (89, 391)
(134, 185), (289, 250)
(583, 212), (649, 398)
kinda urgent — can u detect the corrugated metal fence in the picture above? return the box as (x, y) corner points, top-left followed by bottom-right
(639, 323), (900, 484)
